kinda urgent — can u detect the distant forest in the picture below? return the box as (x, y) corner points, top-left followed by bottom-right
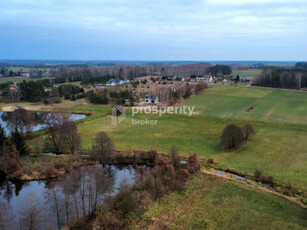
(253, 65), (307, 89)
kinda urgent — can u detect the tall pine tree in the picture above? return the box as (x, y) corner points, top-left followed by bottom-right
(10, 129), (28, 156)
(0, 124), (7, 147)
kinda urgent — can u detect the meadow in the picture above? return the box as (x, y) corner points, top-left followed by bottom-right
(2, 82), (307, 228)
(0, 77), (50, 84)
(135, 173), (307, 230)
(24, 85), (307, 190)
(230, 69), (262, 79)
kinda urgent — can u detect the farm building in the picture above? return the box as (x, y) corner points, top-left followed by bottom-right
(145, 94), (159, 105)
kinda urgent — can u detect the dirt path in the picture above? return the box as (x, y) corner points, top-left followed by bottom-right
(1, 105), (42, 112)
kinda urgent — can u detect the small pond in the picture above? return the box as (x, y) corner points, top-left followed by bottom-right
(0, 111), (86, 134)
(0, 164), (140, 229)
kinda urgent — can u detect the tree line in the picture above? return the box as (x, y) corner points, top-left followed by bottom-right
(252, 67), (307, 89)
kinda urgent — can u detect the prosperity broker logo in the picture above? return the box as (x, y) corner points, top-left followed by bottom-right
(111, 105), (126, 125)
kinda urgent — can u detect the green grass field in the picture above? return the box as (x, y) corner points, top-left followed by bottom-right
(230, 69), (262, 79)
(0, 77), (50, 84)
(5, 84), (307, 228)
(183, 85), (307, 126)
(136, 173), (307, 230)
(26, 85), (307, 190)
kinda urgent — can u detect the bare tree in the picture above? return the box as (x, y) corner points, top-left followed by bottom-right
(60, 121), (81, 155)
(6, 107), (34, 134)
(0, 202), (13, 230)
(18, 194), (46, 230)
(92, 131), (115, 162)
(45, 185), (62, 229)
(0, 144), (20, 175)
(43, 112), (71, 152)
(87, 166), (114, 212)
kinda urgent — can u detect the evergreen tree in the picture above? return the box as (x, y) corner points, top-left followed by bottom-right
(10, 129), (28, 156)
(0, 124), (7, 147)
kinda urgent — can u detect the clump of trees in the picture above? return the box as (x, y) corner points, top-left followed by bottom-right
(87, 89), (135, 105)
(19, 80), (46, 102)
(43, 112), (81, 154)
(93, 145), (200, 230)
(0, 124), (22, 175)
(109, 90), (134, 105)
(253, 67), (307, 89)
(155, 82), (207, 104)
(4, 107), (34, 135)
(221, 124), (255, 150)
(206, 64), (232, 75)
(295, 62), (307, 70)
(87, 89), (109, 104)
(57, 84), (84, 100)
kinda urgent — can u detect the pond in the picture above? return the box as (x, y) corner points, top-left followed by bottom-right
(0, 164), (140, 229)
(0, 111), (86, 134)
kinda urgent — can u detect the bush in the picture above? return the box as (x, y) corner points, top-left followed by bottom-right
(254, 169), (262, 180)
(64, 93), (71, 100)
(241, 124), (255, 140)
(42, 98), (49, 104)
(206, 158), (215, 164)
(169, 144), (181, 167)
(221, 124), (245, 150)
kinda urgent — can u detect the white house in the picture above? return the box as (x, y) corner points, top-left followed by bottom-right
(145, 94), (159, 105)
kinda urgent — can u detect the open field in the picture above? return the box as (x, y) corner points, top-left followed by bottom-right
(136, 173), (307, 230)
(3, 85), (306, 190)
(2, 83), (307, 228)
(0, 77), (50, 84)
(230, 69), (262, 79)
(23, 86), (307, 190)
(183, 85), (307, 126)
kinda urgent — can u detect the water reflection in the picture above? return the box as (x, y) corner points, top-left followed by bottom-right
(0, 164), (138, 229)
(0, 111), (86, 135)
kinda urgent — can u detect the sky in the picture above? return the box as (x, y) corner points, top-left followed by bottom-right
(0, 0), (307, 61)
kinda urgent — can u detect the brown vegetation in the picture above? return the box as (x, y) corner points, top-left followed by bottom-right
(221, 123), (255, 150)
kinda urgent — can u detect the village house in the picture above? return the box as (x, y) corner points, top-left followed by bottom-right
(145, 94), (159, 105)
(241, 76), (250, 82)
(22, 72), (30, 77)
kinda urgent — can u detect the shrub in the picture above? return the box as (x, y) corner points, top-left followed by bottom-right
(254, 169), (262, 180)
(241, 124), (255, 140)
(260, 175), (275, 186)
(42, 98), (49, 104)
(64, 93), (71, 100)
(221, 124), (245, 150)
(206, 158), (215, 164)
(169, 144), (181, 167)
(70, 94), (76, 101)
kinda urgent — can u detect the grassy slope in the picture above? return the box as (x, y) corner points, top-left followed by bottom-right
(183, 85), (307, 126)
(136, 173), (307, 230)
(230, 69), (262, 79)
(25, 85), (307, 190)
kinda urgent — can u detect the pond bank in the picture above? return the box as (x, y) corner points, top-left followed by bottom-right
(201, 168), (307, 209)
(0, 164), (141, 230)
(5, 150), (158, 181)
